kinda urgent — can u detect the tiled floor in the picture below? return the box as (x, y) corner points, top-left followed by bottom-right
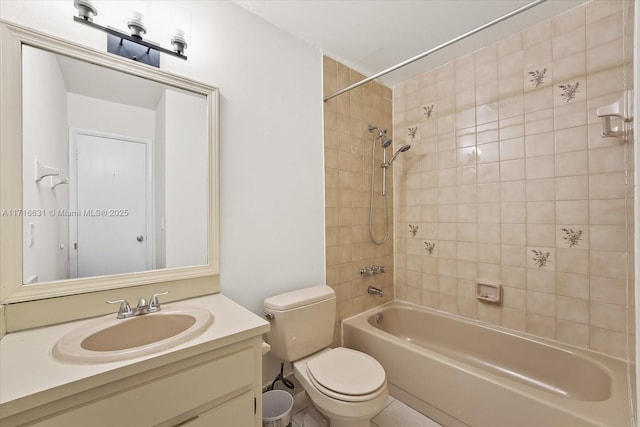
(371, 397), (442, 427)
(290, 395), (442, 427)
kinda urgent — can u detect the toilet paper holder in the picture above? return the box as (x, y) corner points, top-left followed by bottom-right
(596, 89), (634, 142)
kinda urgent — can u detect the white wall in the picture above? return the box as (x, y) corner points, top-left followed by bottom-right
(1, 1), (326, 315)
(67, 93), (156, 141)
(22, 46), (69, 284)
(188, 2), (326, 313)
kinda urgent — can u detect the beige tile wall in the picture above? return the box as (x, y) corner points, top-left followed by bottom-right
(323, 57), (394, 345)
(393, 0), (635, 358)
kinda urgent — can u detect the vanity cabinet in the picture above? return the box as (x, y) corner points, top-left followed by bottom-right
(2, 338), (263, 427)
(176, 390), (255, 426)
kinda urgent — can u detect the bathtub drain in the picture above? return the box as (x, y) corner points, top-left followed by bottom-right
(375, 313), (383, 324)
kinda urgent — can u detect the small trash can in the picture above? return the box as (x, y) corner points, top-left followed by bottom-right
(262, 389), (294, 427)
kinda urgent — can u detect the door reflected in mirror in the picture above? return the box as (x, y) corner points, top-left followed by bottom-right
(22, 45), (209, 285)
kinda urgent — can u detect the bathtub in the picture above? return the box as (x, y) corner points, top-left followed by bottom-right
(342, 301), (633, 427)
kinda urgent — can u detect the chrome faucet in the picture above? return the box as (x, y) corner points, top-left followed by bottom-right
(107, 291), (169, 319)
(367, 286), (384, 297)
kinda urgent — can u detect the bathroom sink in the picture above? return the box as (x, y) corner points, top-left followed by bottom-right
(52, 306), (214, 363)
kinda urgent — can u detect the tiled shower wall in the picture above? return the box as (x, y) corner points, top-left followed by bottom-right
(393, 0), (635, 358)
(323, 57), (394, 345)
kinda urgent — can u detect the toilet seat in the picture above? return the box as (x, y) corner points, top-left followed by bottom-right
(306, 348), (386, 402)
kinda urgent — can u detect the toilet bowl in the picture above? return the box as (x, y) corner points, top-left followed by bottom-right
(293, 348), (388, 427)
(263, 285), (388, 427)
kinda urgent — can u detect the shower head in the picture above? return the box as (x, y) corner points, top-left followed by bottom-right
(368, 125), (392, 147)
(386, 144), (411, 166)
(381, 135), (393, 148)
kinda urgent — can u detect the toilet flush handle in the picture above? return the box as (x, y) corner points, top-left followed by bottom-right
(262, 312), (275, 321)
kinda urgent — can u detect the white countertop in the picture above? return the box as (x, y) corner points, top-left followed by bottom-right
(0, 294), (269, 416)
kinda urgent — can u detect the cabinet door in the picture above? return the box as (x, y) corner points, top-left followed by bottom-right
(33, 348), (255, 427)
(181, 391), (255, 427)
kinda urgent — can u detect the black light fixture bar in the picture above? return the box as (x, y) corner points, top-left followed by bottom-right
(74, 16), (187, 61)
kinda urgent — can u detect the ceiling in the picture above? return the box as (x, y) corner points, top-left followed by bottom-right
(234, 0), (585, 89)
(54, 48), (168, 110)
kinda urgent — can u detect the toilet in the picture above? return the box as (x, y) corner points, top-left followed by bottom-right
(264, 285), (388, 427)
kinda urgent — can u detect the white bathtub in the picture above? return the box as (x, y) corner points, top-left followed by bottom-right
(342, 302), (633, 427)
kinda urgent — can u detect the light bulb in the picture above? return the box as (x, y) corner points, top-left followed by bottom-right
(127, 11), (147, 39)
(170, 28), (188, 55)
(73, 0), (98, 22)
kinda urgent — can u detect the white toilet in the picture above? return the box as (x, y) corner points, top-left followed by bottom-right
(264, 285), (388, 427)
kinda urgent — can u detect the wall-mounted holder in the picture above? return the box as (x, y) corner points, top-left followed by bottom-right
(596, 89), (634, 142)
(35, 159), (68, 189)
(476, 282), (502, 304)
(35, 159), (59, 183)
(51, 176), (70, 189)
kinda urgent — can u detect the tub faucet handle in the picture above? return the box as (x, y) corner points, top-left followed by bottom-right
(360, 267), (374, 276)
(372, 265), (386, 274)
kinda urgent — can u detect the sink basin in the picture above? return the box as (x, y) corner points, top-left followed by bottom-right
(52, 306), (213, 363)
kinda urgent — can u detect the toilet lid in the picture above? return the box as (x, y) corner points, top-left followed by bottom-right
(306, 348), (385, 396)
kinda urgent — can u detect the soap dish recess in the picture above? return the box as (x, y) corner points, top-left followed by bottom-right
(476, 282), (502, 304)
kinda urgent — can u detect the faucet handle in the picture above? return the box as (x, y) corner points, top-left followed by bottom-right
(360, 267), (374, 276)
(148, 291), (169, 312)
(106, 299), (133, 319)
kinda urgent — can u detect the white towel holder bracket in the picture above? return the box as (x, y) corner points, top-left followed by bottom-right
(34, 158), (59, 183)
(596, 89), (634, 142)
(51, 176), (69, 189)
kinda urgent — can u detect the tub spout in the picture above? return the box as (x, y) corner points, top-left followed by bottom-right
(368, 286), (384, 297)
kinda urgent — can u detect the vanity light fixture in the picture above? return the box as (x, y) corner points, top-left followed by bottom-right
(73, 0), (97, 22)
(72, 1), (188, 68)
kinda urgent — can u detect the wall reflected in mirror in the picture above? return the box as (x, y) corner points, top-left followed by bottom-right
(22, 45), (209, 285)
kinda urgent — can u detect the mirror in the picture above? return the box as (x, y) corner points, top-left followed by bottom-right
(0, 21), (219, 309)
(22, 45), (208, 284)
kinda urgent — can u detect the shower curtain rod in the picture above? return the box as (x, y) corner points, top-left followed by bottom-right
(323, 0), (546, 102)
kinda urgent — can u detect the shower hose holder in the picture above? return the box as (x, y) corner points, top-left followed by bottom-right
(596, 90), (634, 142)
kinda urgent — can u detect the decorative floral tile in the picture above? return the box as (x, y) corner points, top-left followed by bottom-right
(527, 247), (555, 270)
(557, 81), (581, 103)
(424, 241), (436, 256)
(528, 67), (548, 88)
(561, 228), (583, 247)
(408, 125), (418, 140)
(531, 249), (551, 268)
(456, 146), (476, 166)
(422, 104), (435, 119)
(409, 224), (419, 237)
(556, 225), (588, 249)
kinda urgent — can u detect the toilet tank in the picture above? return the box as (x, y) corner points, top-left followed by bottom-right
(264, 285), (336, 362)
